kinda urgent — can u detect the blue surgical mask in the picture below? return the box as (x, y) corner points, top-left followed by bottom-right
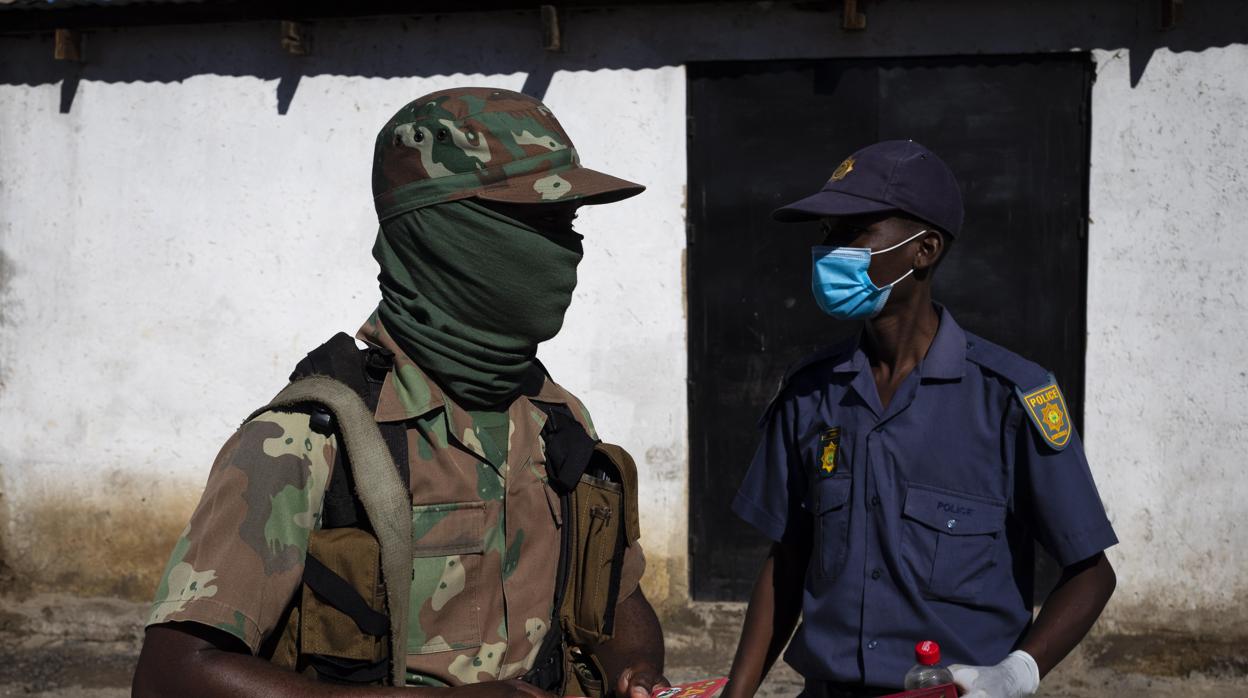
(810, 230), (927, 320)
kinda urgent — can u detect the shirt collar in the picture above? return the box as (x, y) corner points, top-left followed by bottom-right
(918, 303), (967, 381)
(528, 370), (577, 406)
(356, 314), (447, 422)
(829, 338), (868, 375)
(827, 303), (966, 380)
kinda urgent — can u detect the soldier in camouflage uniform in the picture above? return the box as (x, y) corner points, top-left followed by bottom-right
(134, 88), (667, 698)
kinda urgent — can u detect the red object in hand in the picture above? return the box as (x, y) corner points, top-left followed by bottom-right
(567, 677), (729, 698)
(915, 640), (941, 665)
(651, 677), (728, 698)
(904, 640), (955, 691)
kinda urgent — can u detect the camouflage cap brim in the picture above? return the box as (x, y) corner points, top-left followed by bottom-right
(474, 165), (645, 207)
(374, 161), (644, 221)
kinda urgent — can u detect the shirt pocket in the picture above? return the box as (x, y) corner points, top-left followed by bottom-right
(408, 501), (486, 655)
(900, 484), (1005, 603)
(814, 476), (853, 581)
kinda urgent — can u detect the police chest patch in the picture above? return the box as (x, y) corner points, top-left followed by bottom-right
(817, 427), (841, 477)
(1015, 374), (1071, 451)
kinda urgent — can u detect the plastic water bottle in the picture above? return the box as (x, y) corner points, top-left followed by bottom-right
(904, 640), (955, 689)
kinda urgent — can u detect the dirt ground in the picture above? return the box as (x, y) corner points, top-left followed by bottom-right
(0, 594), (1244, 697)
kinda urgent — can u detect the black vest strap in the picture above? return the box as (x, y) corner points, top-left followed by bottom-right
(534, 402), (599, 493)
(302, 554), (390, 638)
(305, 654), (390, 685)
(521, 402), (600, 692)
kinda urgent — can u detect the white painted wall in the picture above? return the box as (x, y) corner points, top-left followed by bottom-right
(1085, 44), (1248, 634)
(1, 0), (1245, 630)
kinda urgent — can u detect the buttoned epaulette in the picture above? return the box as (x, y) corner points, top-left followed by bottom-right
(963, 331), (1049, 390)
(757, 338), (857, 427)
(965, 332), (1072, 451)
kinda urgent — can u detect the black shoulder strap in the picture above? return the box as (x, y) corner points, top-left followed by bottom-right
(290, 333), (373, 396)
(302, 555), (390, 638)
(289, 332), (410, 529)
(532, 401), (599, 493)
(521, 402), (599, 692)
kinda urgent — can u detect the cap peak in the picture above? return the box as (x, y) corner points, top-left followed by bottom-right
(773, 139), (964, 236)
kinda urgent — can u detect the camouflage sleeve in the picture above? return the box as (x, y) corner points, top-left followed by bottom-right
(146, 409), (336, 651)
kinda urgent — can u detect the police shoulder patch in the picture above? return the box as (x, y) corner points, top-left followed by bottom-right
(1015, 374), (1071, 451)
(817, 427), (841, 477)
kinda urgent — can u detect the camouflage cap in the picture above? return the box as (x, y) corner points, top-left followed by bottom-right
(372, 87), (645, 221)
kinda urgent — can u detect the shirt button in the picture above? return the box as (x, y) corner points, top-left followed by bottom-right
(871, 495), (881, 506)
(867, 640), (879, 650)
(871, 568), (881, 580)
(947, 519), (957, 529)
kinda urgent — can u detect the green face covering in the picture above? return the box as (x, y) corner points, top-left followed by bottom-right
(373, 199), (583, 409)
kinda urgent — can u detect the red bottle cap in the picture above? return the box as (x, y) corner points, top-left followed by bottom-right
(915, 640), (941, 665)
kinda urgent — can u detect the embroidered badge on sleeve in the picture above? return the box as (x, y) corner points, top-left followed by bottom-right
(1015, 374), (1071, 451)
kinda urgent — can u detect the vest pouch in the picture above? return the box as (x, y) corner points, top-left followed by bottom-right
(272, 527), (390, 684)
(562, 644), (608, 698)
(561, 445), (639, 647)
(265, 599), (302, 672)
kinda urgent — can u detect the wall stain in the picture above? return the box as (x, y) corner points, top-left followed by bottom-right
(639, 551), (689, 612)
(1085, 631), (1248, 679)
(3, 491), (1245, 646)
(0, 463), (11, 592)
(2, 486), (197, 602)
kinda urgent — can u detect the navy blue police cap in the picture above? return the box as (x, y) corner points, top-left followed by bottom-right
(773, 140), (964, 236)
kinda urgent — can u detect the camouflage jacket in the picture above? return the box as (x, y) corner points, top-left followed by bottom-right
(147, 315), (646, 686)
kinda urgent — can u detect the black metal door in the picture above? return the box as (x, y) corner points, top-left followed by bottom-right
(687, 54), (1092, 601)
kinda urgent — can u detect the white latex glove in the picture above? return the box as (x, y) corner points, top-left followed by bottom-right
(949, 650), (1040, 698)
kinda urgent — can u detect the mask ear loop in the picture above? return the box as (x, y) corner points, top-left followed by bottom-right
(871, 229), (927, 288)
(882, 267), (916, 288)
(868, 229), (929, 256)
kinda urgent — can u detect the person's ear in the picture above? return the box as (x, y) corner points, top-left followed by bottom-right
(913, 231), (944, 271)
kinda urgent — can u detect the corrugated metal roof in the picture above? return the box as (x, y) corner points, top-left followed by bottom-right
(0, 0), (679, 32)
(0, 0), (211, 8)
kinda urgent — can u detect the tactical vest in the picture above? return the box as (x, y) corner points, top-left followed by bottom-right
(256, 334), (640, 695)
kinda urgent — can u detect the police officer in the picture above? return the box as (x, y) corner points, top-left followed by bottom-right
(132, 88), (667, 698)
(723, 141), (1118, 698)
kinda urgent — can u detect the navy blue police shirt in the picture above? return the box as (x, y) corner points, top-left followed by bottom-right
(731, 306), (1117, 687)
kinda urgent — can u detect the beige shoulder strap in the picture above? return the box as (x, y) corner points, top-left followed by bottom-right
(253, 376), (411, 687)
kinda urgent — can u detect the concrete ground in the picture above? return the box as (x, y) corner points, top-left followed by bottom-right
(0, 594), (1244, 697)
